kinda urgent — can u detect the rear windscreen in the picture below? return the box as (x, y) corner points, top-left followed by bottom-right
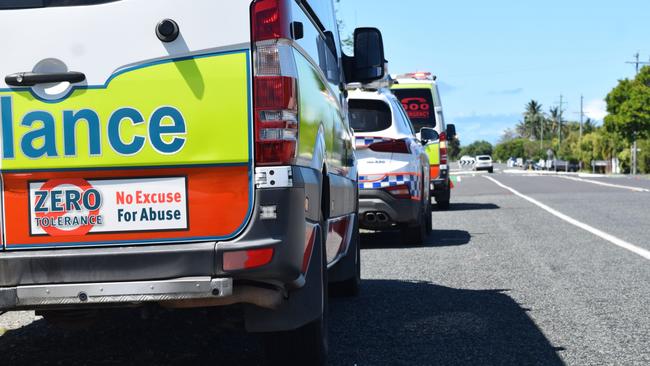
(391, 89), (436, 131)
(478, 156), (491, 161)
(349, 99), (392, 133)
(0, 0), (117, 9)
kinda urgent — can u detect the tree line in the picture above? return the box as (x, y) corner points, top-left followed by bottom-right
(450, 66), (650, 173)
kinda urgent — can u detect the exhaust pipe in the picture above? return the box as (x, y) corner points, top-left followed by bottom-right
(365, 212), (377, 223)
(376, 212), (389, 223)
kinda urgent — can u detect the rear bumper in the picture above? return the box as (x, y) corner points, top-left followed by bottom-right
(475, 165), (493, 171)
(431, 167), (449, 190)
(431, 165), (448, 186)
(358, 189), (419, 229)
(3, 277), (233, 309)
(0, 166), (325, 318)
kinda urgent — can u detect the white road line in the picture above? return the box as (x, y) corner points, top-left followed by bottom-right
(557, 176), (650, 193)
(451, 170), (487, 176)
(485, 176), (650, 261)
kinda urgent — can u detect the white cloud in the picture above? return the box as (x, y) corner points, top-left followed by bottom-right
(584, 99), (607, 121)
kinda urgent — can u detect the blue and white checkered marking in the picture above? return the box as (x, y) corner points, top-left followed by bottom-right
(358, 174), (422, 198)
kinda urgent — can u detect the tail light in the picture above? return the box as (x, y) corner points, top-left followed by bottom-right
(399, 72), (434, 80)
(384, 184), (411, 199)
(252, 0), (299, 166)
(252, 0), (291, 41)
(223, 248), (274, 271)
(368, 139), (411, 154)
(439, 132), (448, 165)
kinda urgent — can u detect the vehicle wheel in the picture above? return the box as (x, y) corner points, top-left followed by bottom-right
(263, 223), (328, 365)
(488, 167), (494, 173)
(403, 219), (426, 246)
(402, 197), (427, 245)
(330, 217), (361, 297)
(41, 310), (98, 331)
(436, 185), (451, 210)
(425, 191), (433, 235)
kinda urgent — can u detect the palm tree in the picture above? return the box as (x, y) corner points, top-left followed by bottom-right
(525, 100), (543, 117)
(583, 118), (596, 134)
(519, 100), (544, 140)
(548, 106), (560, 136)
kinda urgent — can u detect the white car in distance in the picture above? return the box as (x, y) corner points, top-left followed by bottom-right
(474, 155), (494, 173)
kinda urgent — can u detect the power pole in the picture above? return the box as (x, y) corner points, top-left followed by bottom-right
(579, 95), (584, 141)
(537, 115), (544, 151)
(556, 95), (566, 153)
(632, 140), (637, 175)
(625, 52), (650, 74)
(570, 97), (586, 169)
(624, 54), (648, 175)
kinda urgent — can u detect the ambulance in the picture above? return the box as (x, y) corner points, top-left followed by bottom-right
(392, 72), (456, 210)
(0, 1), (386, 364)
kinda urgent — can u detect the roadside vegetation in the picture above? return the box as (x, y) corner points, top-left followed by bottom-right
(470, 66), (650, 173)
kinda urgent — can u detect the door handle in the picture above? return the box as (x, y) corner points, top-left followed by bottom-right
(5, 71), (86, 87)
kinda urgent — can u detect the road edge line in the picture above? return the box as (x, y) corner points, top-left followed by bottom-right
(484, 176), (650, 261)
(557, 175), (650, 193)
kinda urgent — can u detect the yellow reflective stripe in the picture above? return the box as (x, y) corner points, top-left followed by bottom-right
(391, 83), (433, 90)
(426, 142), (440, 165)
(0, 51), (250, 170)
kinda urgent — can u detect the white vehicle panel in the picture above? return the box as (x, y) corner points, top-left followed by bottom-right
(349, 89), (429, 200)
(0, 0), (251, 88)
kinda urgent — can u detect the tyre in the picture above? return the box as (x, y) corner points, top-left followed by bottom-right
(488, 167), (494, 173)
(403, 218), (426, 245)
(402, 196), (427, 245)
(436, 191), (450, 210)
(263, 224), (329, 365)
(437, 199), (450, 210)
(425, 197), (433, 235)
(435, 180), (451, 210)
(41, 310), (99, 331)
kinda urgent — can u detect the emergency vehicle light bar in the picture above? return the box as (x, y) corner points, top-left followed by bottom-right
(394, 72), (436, 81)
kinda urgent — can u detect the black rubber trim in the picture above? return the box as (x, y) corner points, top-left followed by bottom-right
(5, 71), (85, 87)
(0, 0), (120, 10)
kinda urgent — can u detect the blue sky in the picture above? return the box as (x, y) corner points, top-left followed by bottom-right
(336, 0), (650, 145)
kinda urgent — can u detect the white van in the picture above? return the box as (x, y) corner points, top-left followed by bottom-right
(0, 1), (387, 363)
(392, 72), (456, 210)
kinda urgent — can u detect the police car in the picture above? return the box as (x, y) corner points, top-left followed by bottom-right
(349, 86), (434, 244)
(0, 1), (387, 364)
(392, 72), (456, 210)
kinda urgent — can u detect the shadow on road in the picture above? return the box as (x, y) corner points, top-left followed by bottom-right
(361, 229), (471, 249)
(330, 280), (566, 366)
(445, 202), (500, 211)
(0, 308), (265, 366)
(0, 280), (565, 366)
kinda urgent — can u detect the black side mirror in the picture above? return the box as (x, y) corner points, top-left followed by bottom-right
(420, 127), (439, 143)
(446, 124), (457, 139)
(350, 27), (385, 83)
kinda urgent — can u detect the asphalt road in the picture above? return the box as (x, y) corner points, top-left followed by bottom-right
(1, 171), (649, 365)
